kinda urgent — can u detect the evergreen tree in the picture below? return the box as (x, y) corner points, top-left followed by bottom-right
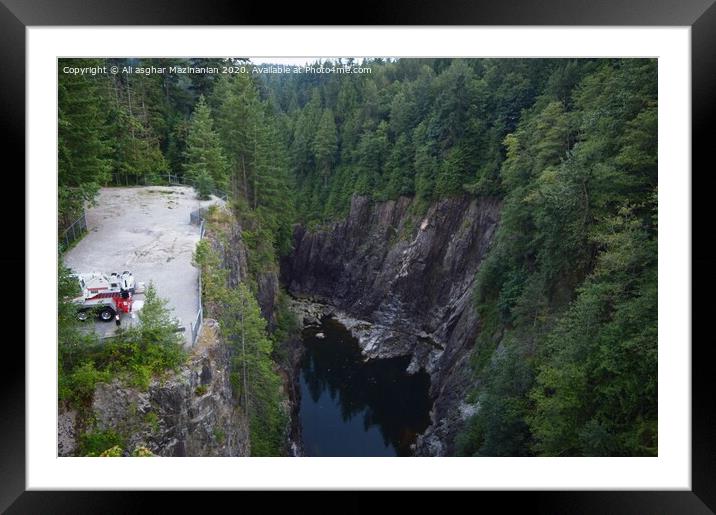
(354, 121), (389, 196)
(58, 59), (112, 225)
(383, 133), (415, 198)
(194, 238), (287, 455)
(313, 109), (338, 187)
(221, 282), (286, 456)
(212, 73), (262, 201)
(105, 70), (168, 186)
(183, 95), (229, 196)
(462, 58), (657, 457)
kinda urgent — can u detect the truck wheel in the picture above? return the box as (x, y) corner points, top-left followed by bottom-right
(77, 309), (89, 321)
(99, 307), (115, 322)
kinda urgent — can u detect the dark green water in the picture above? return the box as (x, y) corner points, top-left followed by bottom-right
(298, 318), (432, 456)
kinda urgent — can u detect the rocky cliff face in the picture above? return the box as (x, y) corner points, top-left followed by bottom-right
(201, 204), (300, 454)
(208, 207), (279, 331)
(59, 320), (250, 457)
(281, 195), (500, 455)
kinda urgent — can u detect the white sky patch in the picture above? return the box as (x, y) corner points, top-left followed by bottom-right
(247, 56), (368, 67)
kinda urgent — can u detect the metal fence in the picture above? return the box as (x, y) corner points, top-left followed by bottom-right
(190, 294), (203, 346)
(166, 174), (228, 202)
(105, 174), (229, 202)
(60, 212), (87, 250)
(189, 219), (206, 347)
(167, 176), (217, 347)
(190, 208), (207, 226)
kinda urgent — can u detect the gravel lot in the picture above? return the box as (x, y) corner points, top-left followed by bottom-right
(63, 186), (222, 346)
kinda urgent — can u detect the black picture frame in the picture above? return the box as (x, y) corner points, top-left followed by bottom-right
(6, 1), (713, 512)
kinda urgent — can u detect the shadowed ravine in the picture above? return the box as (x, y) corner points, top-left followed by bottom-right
(298, 318), (431, 456)
(282, 195), (501, 454)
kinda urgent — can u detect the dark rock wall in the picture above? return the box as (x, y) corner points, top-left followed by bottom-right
(205, 206), (297, 454)
(209, 210), (279, 330)
(281, 195), (500, 455)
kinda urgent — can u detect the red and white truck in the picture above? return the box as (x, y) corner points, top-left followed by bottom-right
(72, 271), (145, 322)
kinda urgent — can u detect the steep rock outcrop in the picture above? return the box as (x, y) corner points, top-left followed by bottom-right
(59, 320), (250, 457)
(201, 204), (298, 454)
(208, 206), (279, 331)
(99, 320), (248, 456)
(281, 195), (500, 455)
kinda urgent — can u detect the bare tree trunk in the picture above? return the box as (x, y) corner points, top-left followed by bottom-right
(241, 155), (248, 201)
(127, 82), (134, 128)
(141, 89), (148, 122)
(253, 127), (258, 210)
(231, 165), (238, 200)
(112, 77), (122, 185)
(241, 296), (249, 416)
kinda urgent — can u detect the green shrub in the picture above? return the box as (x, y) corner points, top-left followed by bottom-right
(58, 278), (186, 409)
(195, 171), (214, 200)
(144, 411), (160, 433)
(132, 445), (156, 457)
(79, 430), (124, 457)
(99, 445), (123, 457)
(60, 361), (111, 405)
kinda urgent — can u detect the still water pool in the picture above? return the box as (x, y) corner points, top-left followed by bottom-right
(298, 318), (432, 456)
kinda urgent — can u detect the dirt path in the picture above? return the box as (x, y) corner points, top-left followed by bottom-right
(63, 186), (222, 346)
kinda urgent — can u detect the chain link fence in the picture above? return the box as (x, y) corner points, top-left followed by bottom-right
(167, 173), (228, 202)
(190, 271), (203, 347)
(190, 207), (207, 226)
(104, 174), (229, 202)
(149, 177), (216, 347)
(59, 212), (87, 250)
(189, 217), (206, 347)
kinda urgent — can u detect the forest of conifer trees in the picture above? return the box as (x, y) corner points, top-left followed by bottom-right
(59, 57), (657, 456)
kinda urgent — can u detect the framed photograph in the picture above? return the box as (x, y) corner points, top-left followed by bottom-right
(8, 0), (713, 511)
